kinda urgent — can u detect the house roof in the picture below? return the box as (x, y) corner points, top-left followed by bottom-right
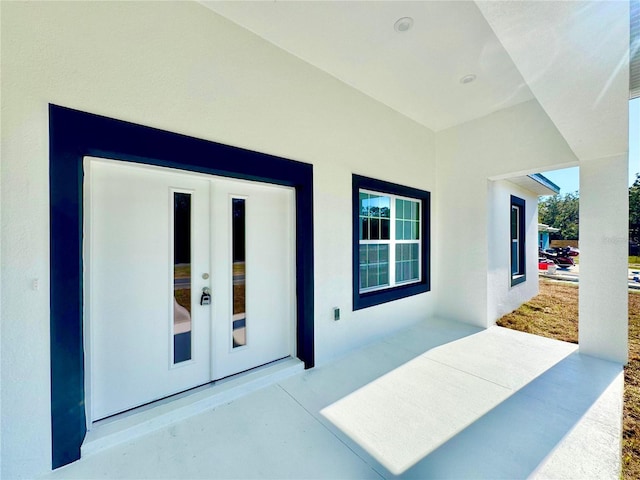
(539, 223), (561, 234)
(508, 173), (561, 197)
(204, 1), (630, 162)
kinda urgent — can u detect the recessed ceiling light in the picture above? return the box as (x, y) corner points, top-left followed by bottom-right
(394, 17), (414, 32)
(460, 74), (477, 85)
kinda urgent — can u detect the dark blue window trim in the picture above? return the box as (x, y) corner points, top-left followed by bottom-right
(352, 174), (430, 310)
(510, 195), (526, 286)
(49, 105), (314, 469)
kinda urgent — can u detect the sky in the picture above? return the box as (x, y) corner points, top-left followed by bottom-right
(541, 98), (640, 195)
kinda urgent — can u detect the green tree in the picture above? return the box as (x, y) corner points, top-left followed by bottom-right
(538, 192), (580, 240)
(630, 173), (640, 242)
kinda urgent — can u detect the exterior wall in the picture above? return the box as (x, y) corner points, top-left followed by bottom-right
(434, 100), (578, 327)
(487, 181), (540, 322)
(0, 2), (437, 477)
(579, 155), (629, 364)
(539, 232), (550, 250)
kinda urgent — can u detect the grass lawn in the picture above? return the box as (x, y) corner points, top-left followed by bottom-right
(497, 280), (640, 479)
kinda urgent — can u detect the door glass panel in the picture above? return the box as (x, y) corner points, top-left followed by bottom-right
(232, 198), (247, 348)
(173, 192), (192, 364)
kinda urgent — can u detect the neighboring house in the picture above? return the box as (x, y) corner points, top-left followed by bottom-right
(539, 224), (561, 251)
(0, 1), (633, 478)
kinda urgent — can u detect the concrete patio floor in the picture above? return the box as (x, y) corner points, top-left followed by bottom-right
(43, 318), (623, 479)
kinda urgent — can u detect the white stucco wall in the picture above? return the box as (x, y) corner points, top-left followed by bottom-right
(0, 2), (437, 477)
(579, 155), (629, 364)
(434, 100), (578, 327)
(487, 180), (540, 322)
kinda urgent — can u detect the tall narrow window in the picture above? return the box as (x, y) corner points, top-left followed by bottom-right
(232, 198), (246, 348)
(510, 195), (526, 286)
(353, 175), (430, 310)
(173, 192), (192, 363)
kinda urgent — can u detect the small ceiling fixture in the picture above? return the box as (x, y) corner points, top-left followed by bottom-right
(460, 74), (477, 85)
(394, 17), (414, 32)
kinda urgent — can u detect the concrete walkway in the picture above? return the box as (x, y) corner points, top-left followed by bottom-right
(43, 318), (623, 479)
(540, 263), (640, 290)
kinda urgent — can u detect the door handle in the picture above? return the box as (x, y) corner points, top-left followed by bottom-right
(200, 287), (211, 306)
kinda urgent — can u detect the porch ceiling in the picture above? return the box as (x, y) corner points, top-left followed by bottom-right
(202, 1), (630, 162)
(201, 0), (534, 132)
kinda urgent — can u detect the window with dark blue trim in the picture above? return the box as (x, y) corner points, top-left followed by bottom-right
(353, 175), (430, 310)
(511, 195), (526, 286)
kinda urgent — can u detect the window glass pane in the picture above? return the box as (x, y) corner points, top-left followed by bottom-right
(359, 245), (368, 264)
(511, 206), (518, 240)
(361, 218), (369, 240)
(361, 191), (391, 240)
(371, 218), (380, 240)
(232, 199), (246, 348)
(413, 202), (419, 221)
(396, 219), (403, 240)
(403, 261), (411, 281)
(173, 192), (192, 364)
(381, 219), (390, 240)
(359, 244), (389, 290)
(370, 194), (381, 218)
(379, 244), (389, 262)
(380, 196), (390, 218)
(396, 243), (419, 283)
(367, 266), (379, 288)
(404, 221), (412, 240)
(395, 245), (404, 282)
(360, 266), (368, 289)
(360, 192), (370, 216)
(380, 264), (389, 285)
(369, 244), (379, 263)
(512, 241), (519, 275)
(359, 266), (368, 289)
(395, 199), (401, 220)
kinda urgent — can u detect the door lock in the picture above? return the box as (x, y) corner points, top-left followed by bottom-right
(200, 287), (211, 306)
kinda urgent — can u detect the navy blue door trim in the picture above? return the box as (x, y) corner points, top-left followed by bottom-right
(49, 104), (314, 469)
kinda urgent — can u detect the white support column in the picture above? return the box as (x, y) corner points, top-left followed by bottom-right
(579, 154), (628, 364)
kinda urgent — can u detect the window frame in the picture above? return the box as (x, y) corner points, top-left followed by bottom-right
(353, 175), (430, 310)
(510, 195), (526, 286)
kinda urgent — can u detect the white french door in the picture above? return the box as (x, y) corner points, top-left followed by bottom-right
(210, 178), (295, 379)
(84, 158), (294, 422)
